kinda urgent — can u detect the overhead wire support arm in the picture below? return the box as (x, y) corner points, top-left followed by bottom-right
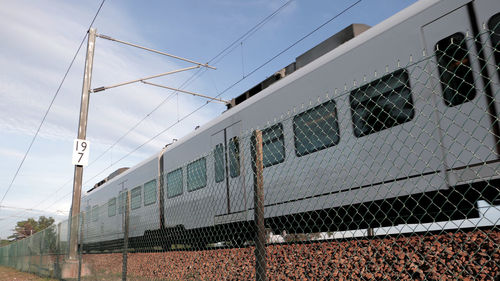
(141, 81), (230, 105)
(96, 33), (216, 70)
(91, 65), (200, 93)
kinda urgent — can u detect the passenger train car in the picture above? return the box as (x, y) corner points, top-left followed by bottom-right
(81, 0), (500, 249)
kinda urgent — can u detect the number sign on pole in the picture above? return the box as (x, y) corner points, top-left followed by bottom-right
(72, 139), (90, 166)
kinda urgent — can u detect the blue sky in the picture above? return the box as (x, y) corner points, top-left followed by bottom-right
(0, 0), (419, 238)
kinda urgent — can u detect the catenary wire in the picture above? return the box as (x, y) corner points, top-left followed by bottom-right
(1, 0), (358, 226)
(209, 0), (294, 65)
(39, 0), (361, 212)
(0, 0), (294, 226)
(0, 1), (107, 225)
(0, 0), (107, 207)
(77, 0), (362, 191)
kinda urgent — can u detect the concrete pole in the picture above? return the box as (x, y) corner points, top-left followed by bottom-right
(68, 28), (96, 261)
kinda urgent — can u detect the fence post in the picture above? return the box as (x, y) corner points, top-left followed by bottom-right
(29, 236), (32, 273)
(78, 213), (84, 281)
(367, 227), (374, 237)
(253, 130), (267, 281)
(56, 223), (61, 278)
(39, 231), (43, 276)
(122, 190), (130, 281)
(57, 223), (61, 254)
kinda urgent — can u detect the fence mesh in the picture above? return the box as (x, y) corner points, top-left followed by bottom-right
(1, 26), (499, 280)
(0, 221), (68, 278)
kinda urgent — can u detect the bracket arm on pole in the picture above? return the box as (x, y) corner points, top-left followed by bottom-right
(141, 81), (229, 105)
(96, 33), (216, 70)
(91, 65), (200, 93)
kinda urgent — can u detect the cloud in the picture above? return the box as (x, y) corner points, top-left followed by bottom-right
(0, 0), (223, 151)
(0, 0), (305, 227)
(0, 0), (227, 220)
(0, 147), (24, 160)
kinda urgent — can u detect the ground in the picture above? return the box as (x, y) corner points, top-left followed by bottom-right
(0, 266), (57, 281)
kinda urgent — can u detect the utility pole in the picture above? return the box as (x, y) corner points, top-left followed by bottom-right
(63, 28), (96, 279)
(61, 28), (214, 279)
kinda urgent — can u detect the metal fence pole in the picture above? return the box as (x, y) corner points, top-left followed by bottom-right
(122, 190), (131, 281)
(367, 227), (374, 237)
(253, 130), (267, 281)
(39, 232), (43, 276)
(56, 223), (61, 278)
(28, 237), (32, 273)
(14, 242), (17, 269)
(78, 213), (84, 281)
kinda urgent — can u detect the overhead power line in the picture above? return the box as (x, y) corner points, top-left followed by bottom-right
(1, 0), (357, 227)
(0, 205), (68, 215)
(75, 0), (363, 191)
(49, 0), (298, 194)
(210, 0), (295, 65)
(0, 0), (107, 207)
(0, 0), (291, 227)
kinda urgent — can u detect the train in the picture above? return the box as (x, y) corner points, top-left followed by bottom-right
(81, 0), (500, 249)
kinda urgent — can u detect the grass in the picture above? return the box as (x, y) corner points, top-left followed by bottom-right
(0, 266), (57, 281)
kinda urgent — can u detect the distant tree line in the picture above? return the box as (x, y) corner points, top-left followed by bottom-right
(0, 216), (54, 246)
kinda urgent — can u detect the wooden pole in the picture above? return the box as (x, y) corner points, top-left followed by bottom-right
(252, 130), (267, 281)
(69, 27), (96, 261)
(122, 191), (130, 281)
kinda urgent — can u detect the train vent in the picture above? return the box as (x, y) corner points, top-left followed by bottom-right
(226, 23), (370, 110)
(87, 167), (129, 193)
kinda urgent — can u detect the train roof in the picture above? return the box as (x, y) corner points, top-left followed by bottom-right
(86, 0), (445, 194)
(159, 0), (442, 153)
(84, 154), (158, 195)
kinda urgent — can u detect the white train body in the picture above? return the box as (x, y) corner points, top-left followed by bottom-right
(82, 0), (500, 245)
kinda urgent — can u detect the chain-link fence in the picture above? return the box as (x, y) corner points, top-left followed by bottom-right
(1, 25), (500, 280)
(0, 220), (69, 278)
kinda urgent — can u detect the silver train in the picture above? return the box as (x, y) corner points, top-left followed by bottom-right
(82, 0), (500, 248)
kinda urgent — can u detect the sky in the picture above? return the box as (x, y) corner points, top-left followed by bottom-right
(0, 0), (420, 238)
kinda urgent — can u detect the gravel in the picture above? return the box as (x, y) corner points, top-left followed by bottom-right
(83, 229), (499, 280)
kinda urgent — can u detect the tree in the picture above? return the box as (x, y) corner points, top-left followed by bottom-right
(7, 216), (55, 241)
(0, 239), (11, 246)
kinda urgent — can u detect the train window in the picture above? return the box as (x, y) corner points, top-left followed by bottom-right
(435, 32), (476, 106)
(143, 179), (157, 206)
(293, 100), (340, 157)
(108, 198), (116, 217)
(187, 157), (207, 192)
(91, 205), (99, 222)
(350, 69), (414, 137)
(131, 186), (142, 210)
(118, 190), (127, 214)
(214, 144), (225, 183)
(489, 13), (500, 77)
(167, 168), (183, 198)
(229, 137), (240, 178)
(261, 123), (285, 167)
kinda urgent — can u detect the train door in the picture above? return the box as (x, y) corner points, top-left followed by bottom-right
(422, 5), (498, 183)
(117, 180), (128, 238)
(211, 121), (246, 217)
(473, 0), (500, 121)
